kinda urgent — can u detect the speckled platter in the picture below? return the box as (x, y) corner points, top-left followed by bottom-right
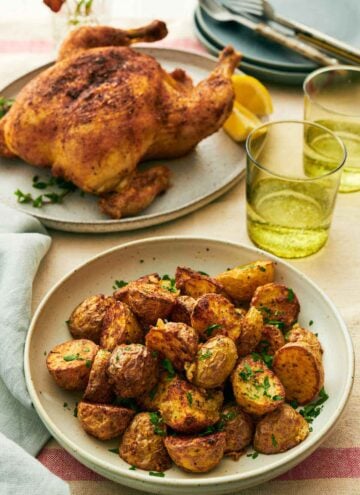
(24, 237), (354, 494)
(0, 48), (245, 233)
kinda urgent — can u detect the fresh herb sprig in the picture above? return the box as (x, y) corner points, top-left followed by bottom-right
(299, 388), (329, 423)
(0, 96), (14, 118)
(14, 175), (77, 208)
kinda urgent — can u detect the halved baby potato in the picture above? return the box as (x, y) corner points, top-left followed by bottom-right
(175, 266), (227, 299)
(185, 335), (237, 388)
(231, 355), (285, 415)
(254, 403), (309, 454)
(113, 273), (160, 302)
(220, 403), (254, 458)
(272, 342), (324, 405)
(159, 376), (223, 433)
(165, 432), (226, 473)
(215, 261), (275, 302)
(170, 295), (196, 326)
(46, 339), (98, 390)
(77, 401), (135, 440)
(68, 294), (115, 343)
(191, 293), (242, 342)
(83, 349), (113, 403)
(100, 301), (143, 351)
(146, 320), (198, 371)
(236, 306), (264, 357)
(251, 283), (300, 330)
(120, 412), (172, 472)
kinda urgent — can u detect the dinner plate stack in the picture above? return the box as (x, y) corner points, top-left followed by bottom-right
(194, 0), (360, 84)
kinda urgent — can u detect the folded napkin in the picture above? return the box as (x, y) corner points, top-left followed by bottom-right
(0, 205), (70, 495)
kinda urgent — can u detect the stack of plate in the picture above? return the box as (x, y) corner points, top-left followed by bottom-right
(194, 0), (360, 85)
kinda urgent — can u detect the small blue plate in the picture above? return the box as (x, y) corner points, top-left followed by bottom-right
(196, 0), (360, 71)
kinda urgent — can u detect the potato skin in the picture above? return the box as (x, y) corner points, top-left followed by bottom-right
(159, 376), (223, 433)
(123, 283), (176, 325)
(236, 307), (264, 357)
(231, 355), (285, 415)
(107, 344), (158, 398)
(191, 293), (242, 342)
(272, 342), (324, 405)
(286, 324), (323, 360)
(113, 273), (160, 302)
(120, 412), (172, 471)
(221, 404), (254, 456)
(165, 432), (226, 473)
(250, 283), (300, 330)
(83, 349), (113, 403)
(68, 295), (115, 343)
(146, 321), (198, 371)
(100, 301), (143, 351)
(254, 403), (309, 454)
(175, 266), (227, 299)
(77, 401), (135, 440)
(136, 371), (175, 412)
(215, 261), (275, 302)
(46, 339), (98, 390)
(256, 324), (286, 356)
(170, 295), (196, 325)
(185, 336), (237, 388)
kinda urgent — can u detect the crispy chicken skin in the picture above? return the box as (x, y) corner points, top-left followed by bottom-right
(0, 21), (240, 218)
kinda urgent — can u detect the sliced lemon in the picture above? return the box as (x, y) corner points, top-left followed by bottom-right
(231, 74), (273, 116)
(223, 101), (261, 142)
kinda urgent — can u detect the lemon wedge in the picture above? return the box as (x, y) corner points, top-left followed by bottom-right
(231, 74), (273, 116)
(223, 101), (261, 142)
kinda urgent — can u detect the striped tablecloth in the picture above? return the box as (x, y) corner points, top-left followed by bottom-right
(1, 5), (359, 495)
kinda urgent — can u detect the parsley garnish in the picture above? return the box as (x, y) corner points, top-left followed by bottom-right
(85, 359), (92, 368)
(287, 288), (295, 302)
(149, 471), (165, 477)
(129, 465), (136, 470)
(112, 280), (128, 290)
(205, 323), (222, 337)
(0, 96), (15, 118)
(271, 434), (278, 447)
(149, 385), (158, 401)
(108, 447), (119, 454)
(199, 426), (217, 436)
(63, 353), (83, 362)
(186, 392), (193, 406)
(239, 363), (253, 381)
(161, 358), (175, 379)
(199, 350), (212, 361)
(161, 274), (177, 293)
(299, 388), (329, 423)
(246, 451), (259, 459)
(73, 402), (78, 417)
(262, 376), (271, 397)
(251, 351), (273, 368)
(63, 402), (68, 408)
(309, 320), (314, 326)
(217, 410), (237, 430)
(14, 176), (77, 209)
(113, 397), (139, 411)
(149, 412), (166, 436)
(272, 395), (283, 401)
(264, 319), (285, 331)
(258, 265), (266, 272)
(198, 270), (209, 276)
(289, 399), (299, 409)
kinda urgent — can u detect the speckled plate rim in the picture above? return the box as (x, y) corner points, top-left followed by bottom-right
(24, 236), (355, 491)
(0, 48), (245, 234)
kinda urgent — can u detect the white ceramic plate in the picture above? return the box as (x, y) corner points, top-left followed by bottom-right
(0, 48), (245, 233)
(24, 237), (354, 494)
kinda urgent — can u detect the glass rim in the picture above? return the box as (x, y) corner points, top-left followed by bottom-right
(245, 119), (347, 182)
(303, 65), (360, 118)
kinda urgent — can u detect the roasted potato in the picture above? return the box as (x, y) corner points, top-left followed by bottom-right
(100, 301), (143, 351)
(107, 344), (159, 398)
(256, 324), (286, 356)
(220, 404), (254, 457)
(251, 283), (300, 330)
(231, 355), (285, 415)
(77, 401), (135, 440)
(113, 273), (160, 301)
(145, 320), (198, 371)
(159, 376), (223, 433)
(46, 339), (98, 390)
(191, 293), (242, 342)
(68, 295), (115, 343)
(272, 341), (324, 405)
(175, 266), (227, 299)
(122, 282), (176, 325)
(136, 371), (175, 412)
(286, 323), (323, 360)
(83, 349), (113, 403)
(120, 412), (172, 471)
(236, 307), (264, 357)
(185, 336), (237, 388)
(164, 432), (226, 473)
(254, 403), (309, 454)
(215, 261), (275, 302)
(170, 295), (196, 325)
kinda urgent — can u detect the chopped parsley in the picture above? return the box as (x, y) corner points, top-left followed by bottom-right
(161, 358), (175, 379)
(289, 399), (299, 409)
(217, 410), (237, 430)
(73, 403), (78, 417)
(14, 176), (77, 209)
(271, 434), (278, 448)
(113, 397), (139, 411)
(205, 323), (222, 337)
(149, 471), (165, 477)
(262, 376), (271, 398)
(246, 451), (259, 459)
(287, 288), (295, 302)
(186, 392), (193, 406)
(148, 385), (158, 401)
(199, 350), (212, 361)
(309, 320), (314, 326)
(299, 388), (329, 423)
(199, 426), (217, 436)
(239, 363), (253, 381)
(0, 96), (14, 118)
(272, 395), (283, 401)
(198, 270), (209, 276)
(251, 350), (273, 368)
(112, 280), (128, 290)
(129, 465), (136, 470)
(63, 353), (83, 362)
(63, 402), (68, 408)
(161, 274), (177, 293)
(264, 319), (285, 331)
(108, 447), (119, 454)
(258, 265), (266, 272)
(85, 359), (92, 368)
(149, 412), (166, 436)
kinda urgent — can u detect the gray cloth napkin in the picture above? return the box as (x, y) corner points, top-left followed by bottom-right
(0, 205), (70, 495)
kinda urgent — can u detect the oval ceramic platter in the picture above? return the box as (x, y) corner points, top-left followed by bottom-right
(24, 237), (354, 495)
(0, 48), (245, 233)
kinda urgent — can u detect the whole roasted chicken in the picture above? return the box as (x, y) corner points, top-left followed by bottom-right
(0, 21), (240, 218)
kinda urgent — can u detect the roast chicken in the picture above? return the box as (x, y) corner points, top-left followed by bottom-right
(0, 21), (240, 218)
